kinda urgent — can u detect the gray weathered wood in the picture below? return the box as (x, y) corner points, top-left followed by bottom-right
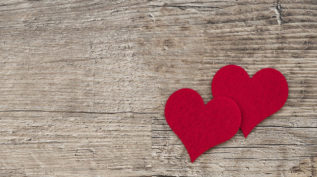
(0, 0), (316, 176)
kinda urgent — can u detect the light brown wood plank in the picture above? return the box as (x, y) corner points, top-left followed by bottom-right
(0, 0), (316, 176)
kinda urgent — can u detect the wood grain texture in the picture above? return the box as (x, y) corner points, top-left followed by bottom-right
(0, 0), (316, 176)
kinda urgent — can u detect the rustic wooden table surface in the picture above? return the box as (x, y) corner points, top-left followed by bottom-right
(0, 0), (316, 176)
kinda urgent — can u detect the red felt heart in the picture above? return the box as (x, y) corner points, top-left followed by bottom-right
(212, 65), (288, 137)
(165, 88), (241, 162)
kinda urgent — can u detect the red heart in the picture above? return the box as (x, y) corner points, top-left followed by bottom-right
(212, 65), (288, 137)
(165, 88), (241, 162)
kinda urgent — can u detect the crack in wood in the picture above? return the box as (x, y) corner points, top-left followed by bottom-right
(274, 0), (284, 25)
(0, 109), (158, 115)
(150, 4), (219, 11)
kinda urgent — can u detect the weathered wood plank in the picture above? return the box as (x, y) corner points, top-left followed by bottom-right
(0, 0), (316, 176)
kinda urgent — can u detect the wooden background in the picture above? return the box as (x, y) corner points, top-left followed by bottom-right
(0, 0), (316, 176)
